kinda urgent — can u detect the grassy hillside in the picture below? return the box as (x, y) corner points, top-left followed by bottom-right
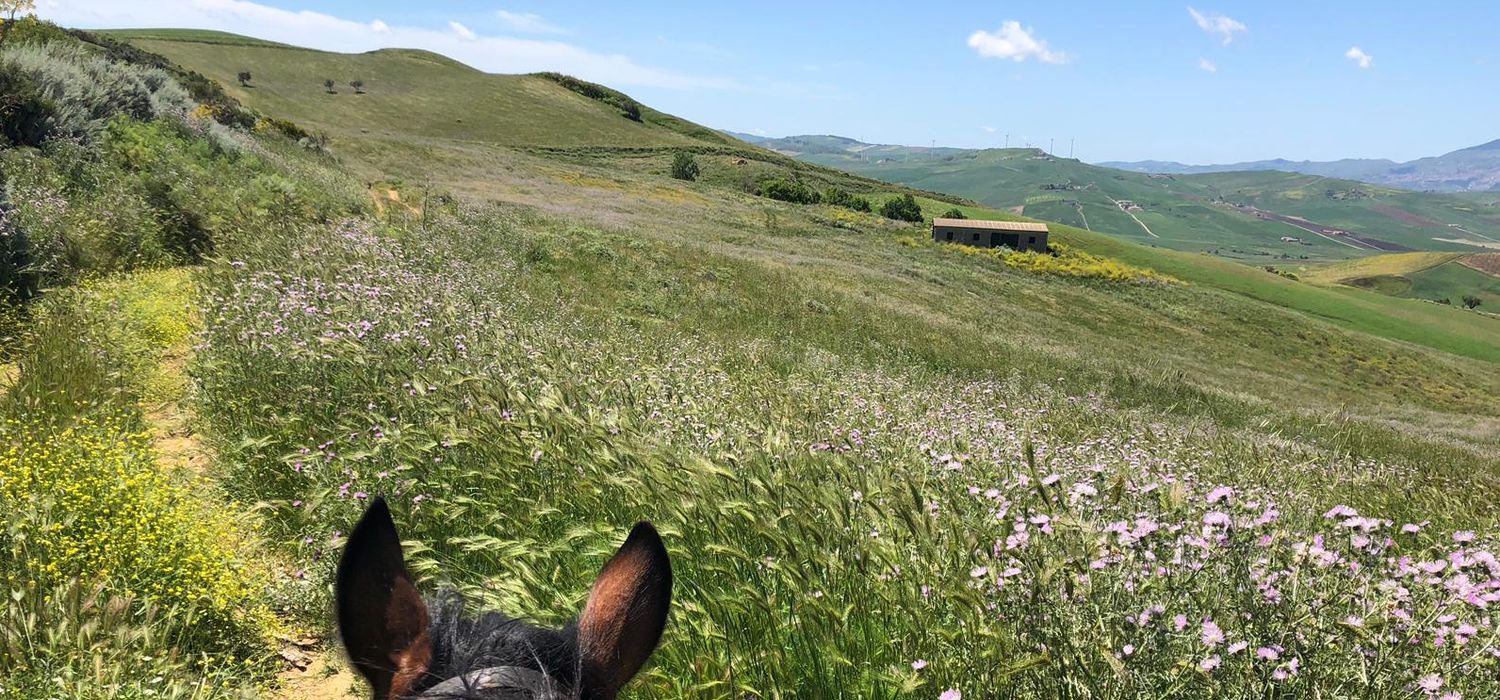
(775, 138), (1500, 262)
(8, 26), (1500, 699)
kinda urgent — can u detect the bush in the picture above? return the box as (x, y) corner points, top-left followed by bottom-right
(670, 151), (699, 181)
(0, 62), (51, 147)
(0, 41), (192, 144)
(1462, 295), (1482, 309)
(536, 71), (644, 122)
(757, 177), (821, 205)
(236, 70), (251, 86)
(941, 208), (967, 219)
(880, 193), (923, 222)
(824, 187), (872, 212)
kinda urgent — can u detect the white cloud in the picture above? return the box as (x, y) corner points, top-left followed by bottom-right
(448, 21), (476, 41)
(35, 0), (733, 90)
(1198, 57), (1218, 73)
(967, 21), (1068, 64)
(982, 126), (998, 133)
(1345, 46), (1374, 69)
(495, 10), (566, 35)
(1188, 7), (1247, 45)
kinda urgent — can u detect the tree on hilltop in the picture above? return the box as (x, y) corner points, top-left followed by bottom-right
(0, 0), (36, 46)
(350, 79), (365, 94)
(237, 71), (252, 87)
(323, 78), (336, 94)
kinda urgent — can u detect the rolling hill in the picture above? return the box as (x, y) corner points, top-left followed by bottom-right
(747, 134), (1500, 262)
(113, 29), (1500, 367)
(1102, 138), (1500, 193)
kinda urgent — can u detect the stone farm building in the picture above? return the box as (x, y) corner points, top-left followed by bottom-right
(932, 218), (1049, 252)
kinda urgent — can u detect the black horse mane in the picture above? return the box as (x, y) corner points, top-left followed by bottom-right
(417, 591), (581, 698)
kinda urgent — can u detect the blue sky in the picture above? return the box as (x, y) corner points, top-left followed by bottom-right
(39, 0), (1500, 163)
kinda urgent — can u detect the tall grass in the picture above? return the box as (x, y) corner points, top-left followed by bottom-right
(196, 204), (1500, 698)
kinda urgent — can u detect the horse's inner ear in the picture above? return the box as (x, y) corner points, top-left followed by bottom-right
(578, 521), (673, 699)
(337, 497), (433, 699)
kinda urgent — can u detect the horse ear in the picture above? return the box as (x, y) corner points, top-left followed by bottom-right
(577, 522), (673, 699)
(337, 497), (433, 699)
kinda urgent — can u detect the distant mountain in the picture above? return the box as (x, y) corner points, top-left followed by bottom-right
(1100, 140), (1500, 192)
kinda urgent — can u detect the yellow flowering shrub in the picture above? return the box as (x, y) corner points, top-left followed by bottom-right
(944, 241), (1178, 284)
(0, 410), (274, 663)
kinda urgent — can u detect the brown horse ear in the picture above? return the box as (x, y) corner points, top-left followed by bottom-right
(337, 497), (433, 699)
(578, 522), (673, 699)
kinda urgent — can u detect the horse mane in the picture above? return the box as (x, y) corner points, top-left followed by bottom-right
(418, 591), (581, 698)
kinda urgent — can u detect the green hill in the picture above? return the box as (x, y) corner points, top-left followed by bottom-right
(757, 135), (1500, 263)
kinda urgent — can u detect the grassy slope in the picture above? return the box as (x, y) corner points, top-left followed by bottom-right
(105, 30), (716, 151)
(795, 147), (1500, 261)
(120, 32), (1500, 423)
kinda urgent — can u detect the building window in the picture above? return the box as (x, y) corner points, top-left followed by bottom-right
(945, 231), (953, 241)
(973, 233), (980, 241)
(1028, 236), (1036, 244)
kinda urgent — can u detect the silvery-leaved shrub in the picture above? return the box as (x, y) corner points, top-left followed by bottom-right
(0, 41), (193, 145)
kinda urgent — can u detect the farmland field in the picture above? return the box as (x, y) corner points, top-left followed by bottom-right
(4, 25), (1500, 700)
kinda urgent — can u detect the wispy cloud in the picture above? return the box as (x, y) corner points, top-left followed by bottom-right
(967, 21), (1069, 65)
(1345, 46), (1374, 69)
(495, 9), (566, 35)
(981, 126), (998, 133)
(36, 0), (734, 90)
(1198, 57), (1218, 73)
(1188, 7), (1247, 45)
(448, 21), (476, 41)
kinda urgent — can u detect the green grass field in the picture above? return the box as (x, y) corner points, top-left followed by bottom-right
(7, 27), (1500, 700)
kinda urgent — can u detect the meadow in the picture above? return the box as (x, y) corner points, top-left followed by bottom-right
(2, 24), (1500, 700)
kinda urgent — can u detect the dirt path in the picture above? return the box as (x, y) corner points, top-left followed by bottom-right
(1075, 202), (1091, 231)
(137, 284), (358, 700)
(1105, 196), (1158, 238)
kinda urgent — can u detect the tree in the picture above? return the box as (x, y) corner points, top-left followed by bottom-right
(880, 194), (924, 223)
(669, 152), (700, 181)
(0, 0), (36, 46)
(941, 208), (967, 219)
(350, 79), (365, 94)
(323, 78), (337, 94)
(1462, 295), (1483, 310)
(237, 71), (252, 87)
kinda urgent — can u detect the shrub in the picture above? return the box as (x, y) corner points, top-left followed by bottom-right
(1462, 295), (1482, 309)
(824, 187), (872, 212)
(757, 177), (821, 205)
(236, 70), (251, 86)
(0, 41), (192, 144)
(323, 78), (336, 93)
(669, 151), (699, 181)
(941, 207), (967, 219)
(880, 193), (923, 222)
(350, 79), (365, 94)
(0, 61), (51, 147)
(535, 72), (644, 121)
